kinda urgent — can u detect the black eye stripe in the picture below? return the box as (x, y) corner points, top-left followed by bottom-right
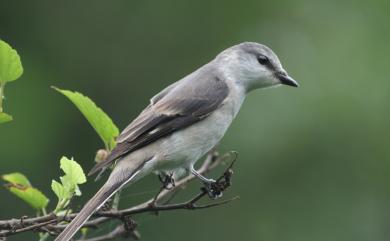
(257, 55), (269, 65)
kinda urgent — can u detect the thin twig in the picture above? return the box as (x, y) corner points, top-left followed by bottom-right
(76, 224), (140, 241)
(0, 219), (57, 236)
(0, 151), (238, 240)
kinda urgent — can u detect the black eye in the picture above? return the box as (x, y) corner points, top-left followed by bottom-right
(257, 55), (269, 65)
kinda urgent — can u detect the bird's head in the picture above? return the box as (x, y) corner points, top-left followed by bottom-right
(216, 42), (298, 92)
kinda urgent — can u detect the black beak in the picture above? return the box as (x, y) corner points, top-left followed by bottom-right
(276, 72), (299, 87)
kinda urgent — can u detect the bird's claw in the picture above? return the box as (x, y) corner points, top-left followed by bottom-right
(202, 179), (223, 199)
(158, 173), (176, 190)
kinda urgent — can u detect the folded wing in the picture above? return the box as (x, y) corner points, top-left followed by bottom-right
(89, 67), (229, 176)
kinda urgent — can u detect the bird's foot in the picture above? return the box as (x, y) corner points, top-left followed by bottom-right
(202, 179), (223, 199)
(158, 173), (176, 190)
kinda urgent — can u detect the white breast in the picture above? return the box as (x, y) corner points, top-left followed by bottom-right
(156, 83), (246, 170)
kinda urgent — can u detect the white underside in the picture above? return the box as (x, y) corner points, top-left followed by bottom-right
(117, 81), (246, 182)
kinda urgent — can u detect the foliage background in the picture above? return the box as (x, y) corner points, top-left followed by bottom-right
(1, 0), (390, 240)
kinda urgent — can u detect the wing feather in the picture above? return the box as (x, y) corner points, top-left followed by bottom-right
(89, 65), (229, 176)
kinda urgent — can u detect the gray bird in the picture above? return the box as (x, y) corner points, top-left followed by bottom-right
(55, 42), (298, 241)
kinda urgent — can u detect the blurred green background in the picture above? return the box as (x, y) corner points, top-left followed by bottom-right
(1, 0), (390, 240)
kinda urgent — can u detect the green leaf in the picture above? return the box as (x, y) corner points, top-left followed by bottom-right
(59, 175), (82, 197)
(2, 172), (30, 186)
(0, 112), (12, 124)
(53, 87), (119, 150)
(52, 157), (87, 212)
(51, 180), (66, 200)
(0, 40), (23, 84)
(2, 173), (49, 210)
(60, 156), (86, 185)
(7, 186), (49, 210)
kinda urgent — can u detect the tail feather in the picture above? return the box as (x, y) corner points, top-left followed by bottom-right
(55, 156), (152, 241)
(55, 169), (141, 241)
(54, 183), (120, 241)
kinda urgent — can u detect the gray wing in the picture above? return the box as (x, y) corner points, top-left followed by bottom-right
(88, 67), (229, 176)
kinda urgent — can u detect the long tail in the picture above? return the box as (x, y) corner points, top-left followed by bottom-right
(55, 169), (139, 241)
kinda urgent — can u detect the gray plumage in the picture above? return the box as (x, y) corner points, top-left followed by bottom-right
(89, 65), (229, 176)
(55, 42), (298, 241)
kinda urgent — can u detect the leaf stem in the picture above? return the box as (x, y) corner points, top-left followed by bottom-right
(112, 190), (121, 210)
(0, 83), (5, 112)
(42, 208), (47, 216)
(54, 198), (69, 214)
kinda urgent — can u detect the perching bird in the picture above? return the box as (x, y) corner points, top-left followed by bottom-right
(55, 42), (298, 241)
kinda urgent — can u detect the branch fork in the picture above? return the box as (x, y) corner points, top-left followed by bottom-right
(0, 151), (239, 241)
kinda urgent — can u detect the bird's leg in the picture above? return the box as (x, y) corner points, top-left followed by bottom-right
(190, 167), (215, 183)
(190, 167), (222, 199)
(158, 172), (176, 190)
